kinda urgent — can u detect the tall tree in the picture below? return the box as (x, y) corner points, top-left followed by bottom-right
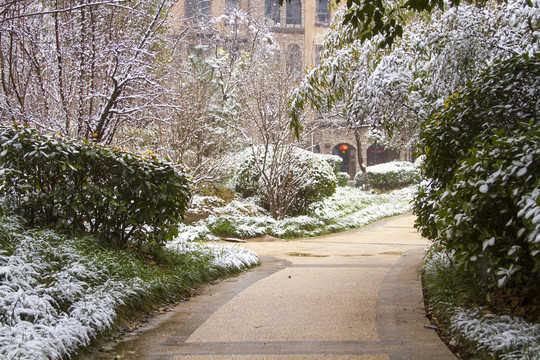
(289, 0), (539, 172)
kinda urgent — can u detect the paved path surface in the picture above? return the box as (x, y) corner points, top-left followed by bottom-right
(89, 213), (456, 360)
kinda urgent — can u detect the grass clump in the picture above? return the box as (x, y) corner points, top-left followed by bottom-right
(422, 246), (540, 359)
(0, 214), (258, 359)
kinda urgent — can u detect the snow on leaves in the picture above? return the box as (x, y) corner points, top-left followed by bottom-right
(0, 215), (258, 359)
(290, 1), (540, 149)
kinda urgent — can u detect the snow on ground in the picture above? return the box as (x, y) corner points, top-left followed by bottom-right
(0, 215), (258, 360)
(182, 185), (416, 240)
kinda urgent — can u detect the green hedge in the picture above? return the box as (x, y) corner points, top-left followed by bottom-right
(354, 161), (420, 190)
(0, 124), (190, 248)
(414, 54), (540, 298)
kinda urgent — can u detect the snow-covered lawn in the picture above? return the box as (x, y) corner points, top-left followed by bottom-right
(182, 185), (416, 240)
(0, 215), (258, 359)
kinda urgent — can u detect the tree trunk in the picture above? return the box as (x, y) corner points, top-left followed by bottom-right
(354, 127), (369, 189)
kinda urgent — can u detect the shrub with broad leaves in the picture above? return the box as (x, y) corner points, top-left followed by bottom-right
(414, 53), (540, 298)
(0, 124), (190, 249)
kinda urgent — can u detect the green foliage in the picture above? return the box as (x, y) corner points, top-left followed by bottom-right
(414, 54), (540, 298)
(422, 247), (486, 314)
(419, 54), (540, 190)
(337, 0), (459, 47)
(0, 124), (191, 249)
(279, 0), (458, 54)
(354, 161), (420, 190)
(337, 172), (351, 187)
(435, 122), (540, 295)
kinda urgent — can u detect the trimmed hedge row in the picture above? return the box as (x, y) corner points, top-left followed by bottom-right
(0, 124), (190, 249)
(354, 161), (420, 190)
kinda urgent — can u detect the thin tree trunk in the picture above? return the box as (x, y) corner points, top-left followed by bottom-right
(354, 126), (369, 189)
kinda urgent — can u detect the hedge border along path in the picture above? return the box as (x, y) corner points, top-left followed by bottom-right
(0, 124), (190, 249)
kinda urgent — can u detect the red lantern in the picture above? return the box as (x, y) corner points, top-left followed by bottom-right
(340, 144), (348, 153)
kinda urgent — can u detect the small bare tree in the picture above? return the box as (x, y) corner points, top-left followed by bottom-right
(0, 0), (179, 144)
(147, 8), (281, 188)
(240, 53), (310, 218)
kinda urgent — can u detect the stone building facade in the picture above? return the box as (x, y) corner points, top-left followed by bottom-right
(171, 1), (408, 178)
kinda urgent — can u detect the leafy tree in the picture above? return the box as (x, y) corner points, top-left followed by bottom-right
(289, 1), (538, 175)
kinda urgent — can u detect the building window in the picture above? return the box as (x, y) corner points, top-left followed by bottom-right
(316, 0), (330, 24)
(225, 0), (238, 14)
(286, 0), (301, 25)
(286, 44), (302, 77)
(185, 0), (211, 19)
(265, 0), (280, 24)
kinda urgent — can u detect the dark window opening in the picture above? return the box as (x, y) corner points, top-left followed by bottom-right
(286, 0), (301, 25)
(186, 0), (211, 19)
(225, 0), (238, 14)
(367, 144), (389, 166)
(316, 0), (330, 24)
(265, 0), (280, 24)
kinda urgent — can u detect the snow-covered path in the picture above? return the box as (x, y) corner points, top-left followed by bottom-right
(88, 213), (456, 360)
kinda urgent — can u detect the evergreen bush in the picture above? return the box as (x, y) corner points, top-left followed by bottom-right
(337, 172), (350, 187)
(0, 124), (190, 249)
(354, 161), (420, 190)
(414, 54), (540, 298)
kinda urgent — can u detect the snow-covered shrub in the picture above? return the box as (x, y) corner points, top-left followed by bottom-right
(354, 161), (420, 190)
(0, 124), (190, 248)
(436, 122), (540, 295)
(233, 147), (340, 217)
(336, 172), (350, 187)
(415, 54), (540, 298)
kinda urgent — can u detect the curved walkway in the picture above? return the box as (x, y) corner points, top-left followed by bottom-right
(89, 213), (456, 360)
